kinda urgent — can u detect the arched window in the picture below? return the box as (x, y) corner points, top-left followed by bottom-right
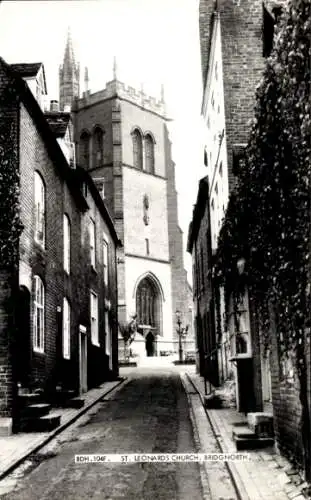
(63, 214), (70, 274)
(34, 171), (45, 247)
(79, 131), (90, 169)
(93, 127), (104, 168)
(132, 128), (143, 170)
(144, 134), (155, 174)
(33, 275), (44, 352)
(136, 277), (157, 327)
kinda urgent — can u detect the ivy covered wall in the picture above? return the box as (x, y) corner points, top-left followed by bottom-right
(215, 0), (311, 479)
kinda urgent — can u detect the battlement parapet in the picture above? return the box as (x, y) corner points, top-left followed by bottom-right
(75, 79), (165, 116)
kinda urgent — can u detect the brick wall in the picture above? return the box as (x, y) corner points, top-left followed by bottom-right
(0, 60), (19, 418)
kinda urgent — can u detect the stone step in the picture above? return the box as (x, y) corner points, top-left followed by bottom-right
(19, 412), (61, 433)
(56, 397), (85, 409)
(18, 393), (42, 406)
(234, 435), (275, 451)
(20, 403), (51, 419)
(232, 425), (257, 439)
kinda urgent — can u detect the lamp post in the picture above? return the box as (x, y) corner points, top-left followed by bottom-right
(176, 310), (189, 363)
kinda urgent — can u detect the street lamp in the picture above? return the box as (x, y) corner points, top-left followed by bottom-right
(176, 310), (189, 363)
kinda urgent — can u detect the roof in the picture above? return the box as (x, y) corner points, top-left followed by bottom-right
(187, 176), (210, 253)
(45, 112), (71, 138)
(10, 62), (42, 77)
(1, 57), (121, 247)
(10, 62), (47, 94)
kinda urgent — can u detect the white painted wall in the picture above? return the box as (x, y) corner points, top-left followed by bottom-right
(201, 14), (229, 251)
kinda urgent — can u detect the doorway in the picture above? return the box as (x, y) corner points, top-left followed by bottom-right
(16, 286), (31, 387)
(146, 332), (155, 357)
(79, 325), (88, 394)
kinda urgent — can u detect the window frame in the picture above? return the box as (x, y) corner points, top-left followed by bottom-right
(89, 218), (96, 269)
(33, 275), (45, 353)
(62, 297), (71, 359)
(132, 128), (143, 170)
(34, 171), (45, 247)
(144, 134), (155, 174)
(63, 213), (71, 274)
(90, 291), (99, 346)
(103, 233), (109, 286)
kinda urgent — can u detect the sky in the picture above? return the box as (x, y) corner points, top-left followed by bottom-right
(0, 0), (207, 281)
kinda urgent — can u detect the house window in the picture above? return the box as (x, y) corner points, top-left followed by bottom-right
(33, 275), (44, 353)
(144, 134), (155, 174)
(34, 171), (45, 246)
(63, 214), (70, 273)
(103, 235), (109, 286)
(132, 128), (143, 170)
(89, 219), (96, 268)
(90, 291), (99, 346)
(80, 131), (90, 169)
(63, 297), (70, 359)
(215, 62), (218, 81)
(219, 162), (223, 177)
(105, 310), (110, 355)
(93, 127), (104, 167)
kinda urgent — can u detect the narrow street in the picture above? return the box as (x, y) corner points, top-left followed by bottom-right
(1, 369), (206, 500)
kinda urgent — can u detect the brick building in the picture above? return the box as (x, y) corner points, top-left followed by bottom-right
(198, 0), (311, 476)
(58, 34), (193, 357)
(187, 176), (219, 385)
(0, 57), (120, 435)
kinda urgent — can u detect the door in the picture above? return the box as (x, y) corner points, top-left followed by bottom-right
(79, 325), (88, 394)
(16, 286), (31, 387)
(146, 332), (155, 357)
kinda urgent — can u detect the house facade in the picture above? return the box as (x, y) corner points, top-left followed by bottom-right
(187, 177), (218, 385)
(0, 57), (120, 434)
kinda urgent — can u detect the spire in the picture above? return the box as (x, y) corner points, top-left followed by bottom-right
(63, 26), (75, 67)
(113, 56), (117, 80)
(59, 27), (80, 111)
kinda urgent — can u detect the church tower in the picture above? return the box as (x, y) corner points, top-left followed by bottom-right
(62, 46), (193, 356)
(59, 28), (80, 111)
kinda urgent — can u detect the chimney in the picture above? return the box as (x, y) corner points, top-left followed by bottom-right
(50, 100), (59, 112)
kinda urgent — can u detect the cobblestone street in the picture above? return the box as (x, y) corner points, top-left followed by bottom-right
(0, 369), (207, 500)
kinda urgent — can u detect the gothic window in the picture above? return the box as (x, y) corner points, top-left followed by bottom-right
(144, 134), (155, 174)
(136, 278), (157, 327)
(79, 131), (90, 169)
(93, 127), (104, 167)
(132, 128), (143, 170)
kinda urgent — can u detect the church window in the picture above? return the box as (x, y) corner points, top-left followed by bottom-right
(136, 278), (157, 327)
(80, 131), (90, 169)
(145, 238), (150, 255)
(144, 134), (155, 174)
(93, 127), (104, 167)
(132, 128), (143, 170)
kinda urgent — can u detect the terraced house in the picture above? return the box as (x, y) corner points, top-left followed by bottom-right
(0, 57), (120, 436)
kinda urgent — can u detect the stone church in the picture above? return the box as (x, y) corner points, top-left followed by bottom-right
(59, 31), (193, 357)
